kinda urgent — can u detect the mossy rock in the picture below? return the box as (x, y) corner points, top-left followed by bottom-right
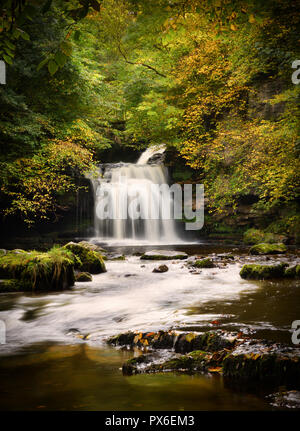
(0, 247), (75, 292)
(243, 229), (286, 245)
(141, 250), (188, 260)
(75, 272), (92, 282)
(63, 242), (106, 274)
(78, 241), (107, 254)
(153, 264), (169, 273)
(284, 265), (300, 278)
(192, 258), (215, 268)
(249, 243), (287, 255)
(107, 330), (236, 353)
(240, 263), (288, 280)
(223, 353), (300, 384)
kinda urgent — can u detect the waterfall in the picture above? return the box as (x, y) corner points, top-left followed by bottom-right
(90, 146), (182, 243)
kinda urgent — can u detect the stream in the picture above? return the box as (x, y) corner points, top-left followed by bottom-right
(0, 243), (299, 410)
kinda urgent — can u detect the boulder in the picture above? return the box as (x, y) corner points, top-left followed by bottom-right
(249, 243), (287, 255)
(153, 264), (169, 273)
(240, 263), (288, 279)
(141, 250), (188, 260)
(0, 247), (75, 292)
(284, 265), (300, 278)
(75, 272), (92, 282)
(192, 258), (215, 268)
(63, 242), (106, 274)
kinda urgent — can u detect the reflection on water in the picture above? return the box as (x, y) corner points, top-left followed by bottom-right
(0, 343), (271, 411)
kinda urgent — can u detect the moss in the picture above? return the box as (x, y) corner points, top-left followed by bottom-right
(243, 229), (286, 245)
(0, 246), (75, 292)
(75, 272), (92, 282)
(284, 265), (300, 278)
(249, 243), (287, 255)
(240, 263), (288, 280)
(192, 258), (215, 268)
(63, 242), (106, 274)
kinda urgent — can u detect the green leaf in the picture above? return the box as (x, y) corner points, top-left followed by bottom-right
(37, 58), (49, 71)
(54, 51), (67, 67)
(3, 54), (13, 65)
(48, 60), (59, 76)
(4, 40), (16, 51)
(60, 40), (72, 56)
(19, 30), (30, 41)
(4, 47), (14, 57)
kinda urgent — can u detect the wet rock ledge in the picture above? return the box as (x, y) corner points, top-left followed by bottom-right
(107, 330), (300, 386)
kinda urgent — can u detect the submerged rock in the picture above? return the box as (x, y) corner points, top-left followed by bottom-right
(240, 263), (288, 279)
(64, 242), (106, 274)
(191, 258), (215, 269)
(249, 243), (287, 255)
(106, 253), (126, 261)
(75, 272), (92, 282)
(267, 390), (300, 409)
(141, 250), (188, 260)
(153, 265), (169, 273)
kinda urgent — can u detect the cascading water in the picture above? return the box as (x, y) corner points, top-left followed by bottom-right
(90, 146), (182, 243)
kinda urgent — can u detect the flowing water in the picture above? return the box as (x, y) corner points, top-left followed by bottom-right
(0, 148), (299, 410)
(90, 145), (182, 244)
(0, 244), (299, 410)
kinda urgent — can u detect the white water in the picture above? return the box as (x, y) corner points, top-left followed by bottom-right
(0, 257), (261, 354)
(90, 146), (182, 244)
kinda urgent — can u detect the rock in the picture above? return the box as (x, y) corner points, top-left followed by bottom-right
(106, 253), (126, 261)
(123, 350), (227, 375)
(243, 229), (287, 245)
(153, 264), (169, 273)
(284, 265), (300, 278)
(107, 330), (237, 353)
(141, 250), (188, 260)
(192, 258), (215, 268)
(118, 333), (300, 385)
(267, 390), (300, 409)
(122, 355), (149, 376)
(223, 348), (300, 384)
(78, 241), (107, 253)
(75, 272), (92, 282)
(240, 263), (288, 279)
(249, 243), (287, 255)
(0, 247), (75, 292)
(63, 242), (106, 274)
